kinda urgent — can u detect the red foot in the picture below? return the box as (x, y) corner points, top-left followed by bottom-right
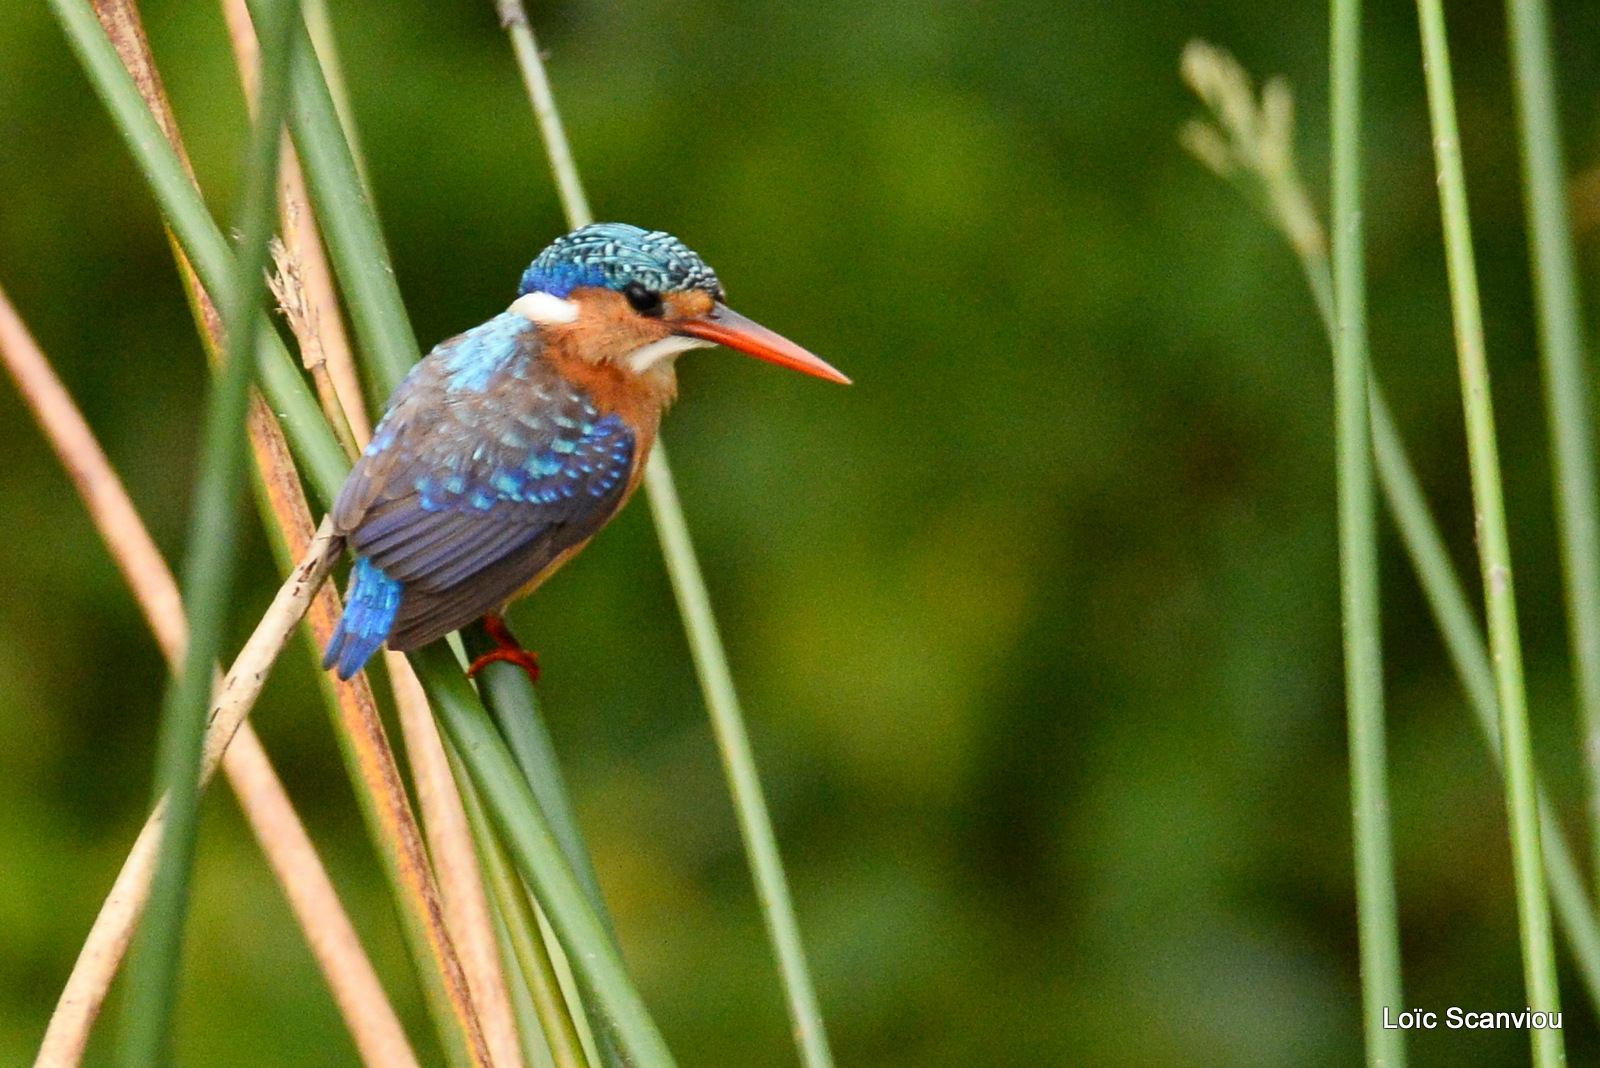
(466, 613), (541, 685)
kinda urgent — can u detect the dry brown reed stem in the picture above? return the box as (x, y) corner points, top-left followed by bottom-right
(221, 0), (370, 450)
(221, 729), (420, 1068)
(0, 283), (413, 1068)
(223, 3), (524, 1060)
(270, 179), (363, 457)
(34, 805), (161, 1068)
(388, 651), (527, 1068)
(200, 510), (343, 768)
(72, 3), (493, 1065)
(282, 149), (370, 442)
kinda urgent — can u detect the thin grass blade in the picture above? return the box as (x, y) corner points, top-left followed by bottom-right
(1503, 0), (1600, 898)
(1328, 0), (1407, 1062)
(1368, 390), (1600, 1004)
(642, 449), (835, 1068)
(1413, 0), (1564, 1061)
(113, 0), (299, 1058)
(494, 1), (591, 227)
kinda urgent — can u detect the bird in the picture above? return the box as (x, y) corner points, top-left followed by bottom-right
(321, 222), (849, 682)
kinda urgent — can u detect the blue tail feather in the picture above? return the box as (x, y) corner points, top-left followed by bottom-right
(323, 558), (403, 679)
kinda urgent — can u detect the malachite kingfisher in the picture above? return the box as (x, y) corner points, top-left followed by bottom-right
(322, 222), (849, 681)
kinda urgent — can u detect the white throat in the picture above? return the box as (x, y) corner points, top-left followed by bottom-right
(509, 291), (581, 324)
(627, 335), (715, 373)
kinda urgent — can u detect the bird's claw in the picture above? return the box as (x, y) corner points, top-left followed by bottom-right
(467, 613), (541, 685)
(466, 646), (541, 685)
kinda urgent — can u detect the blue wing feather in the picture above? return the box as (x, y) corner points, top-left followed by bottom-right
(323, 559), (403, 679)
(323, 313), (637, 675)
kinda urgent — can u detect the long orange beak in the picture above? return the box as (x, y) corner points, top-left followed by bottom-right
(677, 303), (851, 384)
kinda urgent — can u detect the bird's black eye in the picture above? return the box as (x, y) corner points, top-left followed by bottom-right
(623, 281), (664, 316)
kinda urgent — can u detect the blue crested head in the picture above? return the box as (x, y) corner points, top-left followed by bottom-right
(518, 223), (723, 301)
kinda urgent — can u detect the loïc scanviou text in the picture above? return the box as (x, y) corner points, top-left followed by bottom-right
(1382, 1007), (1561, 1030)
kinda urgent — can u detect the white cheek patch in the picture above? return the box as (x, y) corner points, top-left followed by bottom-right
(509, 291), (581, 324)
(627, 335), (715, 373)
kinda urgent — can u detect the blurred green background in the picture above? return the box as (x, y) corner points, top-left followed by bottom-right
(5, 0), (1600, 1063)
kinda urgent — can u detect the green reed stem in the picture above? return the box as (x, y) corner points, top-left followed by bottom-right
(450, 742), (593, 1068)
(1413, 0), (1563, 1061)
(255, 327), (350, 501)
(104, 0), (296, 1061)
(414, 642), (678, 1068)
(495, 9), (836, 1066)
(1504, 0), (1600, 898)
(462, 626), (614, 934)
(499, 923), (558, 1068)
(1329, 1), (1406, 1062)
(461, 632), (624, 1068)
(642, 449), (835, 1066)
(496, 2), (592, 227)
(300, 0), (374, 196)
